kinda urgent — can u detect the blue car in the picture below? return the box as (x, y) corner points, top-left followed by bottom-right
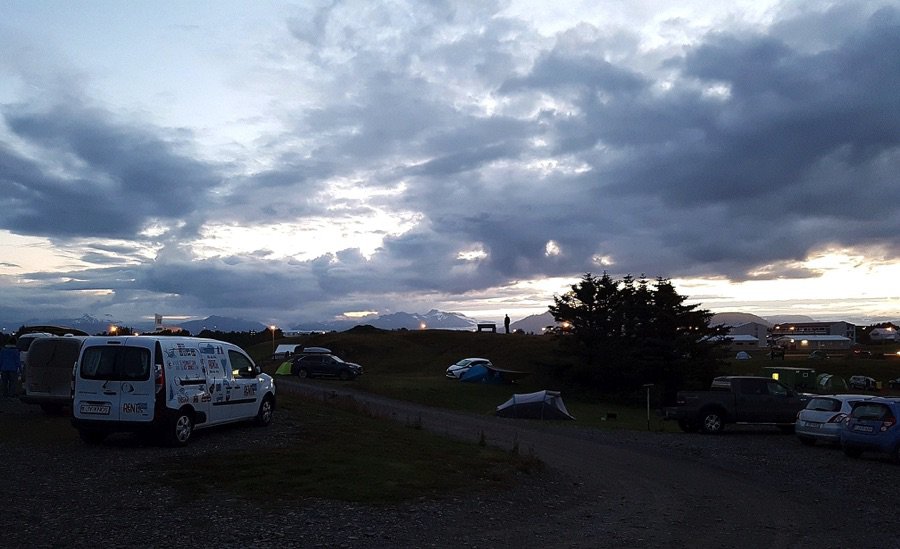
(841, 397), (900, 462)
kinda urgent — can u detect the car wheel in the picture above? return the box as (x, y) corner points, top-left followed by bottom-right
(843, 445), (862, 458)
(164, 410), (193, 447)
(298, 369), (309, 379)
(79, 430), (106, 445)
(677, 420), (698, 433)
(700, 410), (724, 434)
(798, 436), (816, 446)
(338, 369), (352, 381)
(255, 395), (274, 426)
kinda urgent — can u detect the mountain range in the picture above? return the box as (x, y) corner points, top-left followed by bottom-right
(0, 310), (841, 337)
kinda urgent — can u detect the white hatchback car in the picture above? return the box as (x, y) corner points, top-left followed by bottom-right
(446, 357), (492, 379)
(795, 394), (871, 446)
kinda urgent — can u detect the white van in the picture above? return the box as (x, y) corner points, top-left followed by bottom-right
(20, 335), (87, 414)
(72, 336), (276, 446)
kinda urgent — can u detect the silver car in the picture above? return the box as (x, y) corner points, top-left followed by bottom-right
(795, 394), (871, 446)
(445, 357), (492, 379)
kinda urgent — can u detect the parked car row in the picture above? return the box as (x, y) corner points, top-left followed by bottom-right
(796, 394), (900, 462)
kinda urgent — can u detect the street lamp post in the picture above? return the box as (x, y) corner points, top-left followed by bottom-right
(269, 325), (277, 357)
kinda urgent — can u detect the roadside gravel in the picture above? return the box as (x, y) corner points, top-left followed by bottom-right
(2, 381), (896, 548)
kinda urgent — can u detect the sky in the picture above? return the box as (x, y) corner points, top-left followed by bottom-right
(1, 0), (899, 329)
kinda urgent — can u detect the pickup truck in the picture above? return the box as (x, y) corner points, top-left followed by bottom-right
(664, 376), (809, 433)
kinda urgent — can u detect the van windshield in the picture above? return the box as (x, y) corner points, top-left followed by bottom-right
(80, 346), (151, 381)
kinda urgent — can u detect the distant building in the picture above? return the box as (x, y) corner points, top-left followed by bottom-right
(150, 313), (184, 334)
(870, 327), (898, 342)
(774, 334), (852, 351)
(729, 322), (769, 347)
(704, 334), (759, 349)
(770, 321), (856, 344)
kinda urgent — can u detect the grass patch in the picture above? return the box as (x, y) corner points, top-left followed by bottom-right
(155, 394), (541, 504)
(0, 405), (77, 446)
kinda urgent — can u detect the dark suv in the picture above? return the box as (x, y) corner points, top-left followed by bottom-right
(292, 354), (363, 380)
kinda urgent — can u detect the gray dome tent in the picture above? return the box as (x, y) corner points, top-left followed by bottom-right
(495, 390), (575, 420)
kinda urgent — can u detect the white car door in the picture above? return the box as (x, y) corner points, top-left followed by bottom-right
(226, 349), (261, 421)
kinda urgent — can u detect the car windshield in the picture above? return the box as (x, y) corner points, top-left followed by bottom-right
(331, 355), (346, 364)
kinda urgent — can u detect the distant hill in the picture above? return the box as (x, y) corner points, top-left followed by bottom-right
(765, 314), (817, 325)
(292, 309), (479, 332)
(178, 316), (269, 334)
(16, 314), (123, 335)
(510, 311), (556, 334)
(710, 312), (772, 328)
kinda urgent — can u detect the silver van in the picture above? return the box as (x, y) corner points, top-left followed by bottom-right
(20, 335), (87, 413)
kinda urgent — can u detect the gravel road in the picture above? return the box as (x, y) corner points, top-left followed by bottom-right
(2, 380), (897, 548)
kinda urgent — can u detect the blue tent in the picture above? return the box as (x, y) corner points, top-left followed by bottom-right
(459, 364), (530, 384)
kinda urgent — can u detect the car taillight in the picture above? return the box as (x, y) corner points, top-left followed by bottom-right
(828, 413), (847, 424)
(155, 364), (164, 394)
(881, 417), (896, 431)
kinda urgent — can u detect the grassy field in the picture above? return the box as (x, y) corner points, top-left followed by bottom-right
(248, 329), (900, 433)
(154, 394), (540, 504)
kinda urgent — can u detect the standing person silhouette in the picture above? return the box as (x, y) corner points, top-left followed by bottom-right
(504, 314), (510, 334)
(0, 337), (21, 397)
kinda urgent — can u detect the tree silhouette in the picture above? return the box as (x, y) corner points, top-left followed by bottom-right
(549, 272), (726, 396)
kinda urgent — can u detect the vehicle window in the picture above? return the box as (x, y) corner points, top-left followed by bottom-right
(851, 404), (891, 421)
(766, 381), (788, 397)
(16, 336), (39, 352)
(80, 346), (151, 381)
(228, 350), (256, 377)
(742, 379), (768, 395)
(807, 398), (839, 412)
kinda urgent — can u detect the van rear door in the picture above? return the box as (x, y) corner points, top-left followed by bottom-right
(75, 344), (154, 422)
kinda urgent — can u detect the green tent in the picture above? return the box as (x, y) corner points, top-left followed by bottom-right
(274, 360), (293, 376)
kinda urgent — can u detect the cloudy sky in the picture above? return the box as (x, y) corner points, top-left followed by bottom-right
(1, 0), (899, 329)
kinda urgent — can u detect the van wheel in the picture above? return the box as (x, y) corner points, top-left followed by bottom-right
(165, 410), (194, 447)
(79, 430), (106, 445)
(255, 396), (274, 426)
(298, 369), (309, 379)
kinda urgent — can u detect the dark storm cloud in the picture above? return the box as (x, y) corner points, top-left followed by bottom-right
(481, 4), (900, 280)
(0, 103), (221, 239)
(3, 1), (900, 327)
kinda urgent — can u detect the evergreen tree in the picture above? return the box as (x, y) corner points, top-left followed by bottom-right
(549, 272), (726, 396)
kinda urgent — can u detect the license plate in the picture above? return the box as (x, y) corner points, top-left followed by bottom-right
(802, 421), (822, 429)
(80, 403), (111, 415)
(853, 425), (874, 433)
